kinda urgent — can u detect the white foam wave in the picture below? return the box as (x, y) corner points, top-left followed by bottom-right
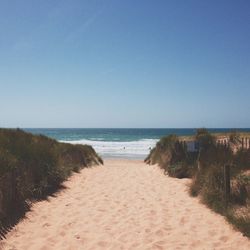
(60, 139), (157, 159)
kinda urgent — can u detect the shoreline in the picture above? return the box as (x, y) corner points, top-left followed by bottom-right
(102, 157), (146, 161)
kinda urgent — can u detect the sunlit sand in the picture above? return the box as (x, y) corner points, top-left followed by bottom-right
(2, 160), (250, 250)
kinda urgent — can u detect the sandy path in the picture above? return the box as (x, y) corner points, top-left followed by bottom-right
(1, 159), (250, 250)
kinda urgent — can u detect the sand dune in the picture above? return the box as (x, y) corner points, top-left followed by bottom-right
(1, 159), (250, 250)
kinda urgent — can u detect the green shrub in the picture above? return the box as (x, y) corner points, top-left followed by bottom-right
(226, 210), (250, 237)
(168, 162), (195, 178)
(234, 149), (250, 171)
(193, 129), (250, 237)
(146, 129), (250, 237)
(196, 128), (215, 149)
(231, 174), (250, 205)
(0, 128), (103, 234)
(145, 134), (196, 178)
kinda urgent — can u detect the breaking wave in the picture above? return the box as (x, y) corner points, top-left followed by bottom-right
(60, 139), (157, 159)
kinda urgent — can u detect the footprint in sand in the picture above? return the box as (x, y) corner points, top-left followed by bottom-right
(130, 242), (140, 248)
(150, 210), (157, 215)
(97, 208), (106, 212)
(97, 241), (109, 247)
(208, 230), (215, 237)
(74, 234), (81, 240)
(118, 233), (130, 243)
(212, 242), (221, 248)
(39, 246), (49, 250)
(144, 237), (154, 244)
(93, 217), (100, 223)
(163, 226), (172, 232)
(42, 222), (51, 227)
(155, 229), (164, 237)
(219, 235), (229, 242)
(179, 216), (188, 225)
(190, 239), (202, 247)
(152, 240), (166, 250)
(59, 231), (66, 237)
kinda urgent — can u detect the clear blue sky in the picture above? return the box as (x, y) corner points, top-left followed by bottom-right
(0, 0), (250, 128)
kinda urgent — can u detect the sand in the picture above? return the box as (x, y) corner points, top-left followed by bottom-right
(1, 159), (250, 250)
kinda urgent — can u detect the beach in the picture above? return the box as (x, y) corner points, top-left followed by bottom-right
(1, 159), (250, 250)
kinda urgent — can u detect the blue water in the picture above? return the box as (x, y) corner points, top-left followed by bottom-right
(25, 128), (250, 159)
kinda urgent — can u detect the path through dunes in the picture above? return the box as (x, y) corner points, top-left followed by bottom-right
(1, 160), (250, 250)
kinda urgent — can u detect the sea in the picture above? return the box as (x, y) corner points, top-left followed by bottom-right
(25, 128), (250, 159)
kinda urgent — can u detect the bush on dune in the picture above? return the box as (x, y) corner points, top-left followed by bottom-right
(0, 128), (103, 237)
(145, 134), (196, 178)
(146, 128), (250, 237)
(192, 129), (250, 236)
(191, 129), (233, 198)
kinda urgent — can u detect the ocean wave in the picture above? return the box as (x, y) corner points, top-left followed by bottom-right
(89, 137), (105, 141)
(59, 139), (157, 158)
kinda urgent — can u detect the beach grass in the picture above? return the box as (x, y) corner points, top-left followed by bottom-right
(0, 128), (103, 238)
(146, 129), (250, 237)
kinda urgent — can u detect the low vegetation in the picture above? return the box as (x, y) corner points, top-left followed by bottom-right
(0, 128), (103, 238)
(145, 134), (197, 178)
(145, 129), (250, 237)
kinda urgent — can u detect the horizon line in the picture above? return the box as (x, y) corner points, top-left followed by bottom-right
(2, 127), (250, 130)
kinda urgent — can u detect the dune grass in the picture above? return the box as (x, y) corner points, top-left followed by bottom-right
(146, 129), (250, 237)
(0, 128), (103, 238)
(145, 134), (197, 178)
